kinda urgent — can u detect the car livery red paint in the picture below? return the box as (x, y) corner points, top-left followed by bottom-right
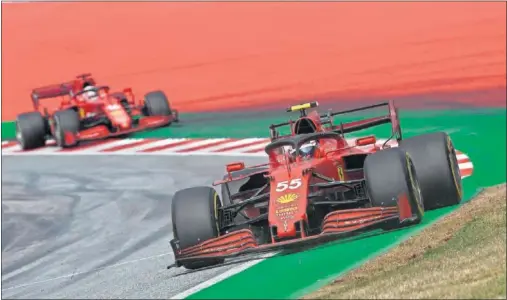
(168, 101), (464, 270)
(14, 73), (179, 150)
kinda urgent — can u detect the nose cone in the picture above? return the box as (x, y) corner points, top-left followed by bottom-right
(268, 168), (310, 239)
(118, 120), (131, 129)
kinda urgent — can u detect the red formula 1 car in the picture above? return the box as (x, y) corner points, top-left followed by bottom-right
(15, 73), (179, 150)
(168, 101), (463, 270)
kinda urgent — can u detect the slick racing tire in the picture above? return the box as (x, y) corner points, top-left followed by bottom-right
(172, 186), (224, 269)
(53, 109), (80, 148)
(15, 111), (47, 150)
(364, 148), (424, 229)
(398, 132), (462, 210)
(143, 91), (172, 118)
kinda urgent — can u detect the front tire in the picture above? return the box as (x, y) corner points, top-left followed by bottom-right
(172, 186), (224, 269)
(364, 148), (424, 228)
(53, 109), (80, 148)
(143, 91), (172, 117)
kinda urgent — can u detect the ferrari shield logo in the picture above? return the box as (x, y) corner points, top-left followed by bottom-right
(79, 108), (85, 119)
(277, 193), (298, 204)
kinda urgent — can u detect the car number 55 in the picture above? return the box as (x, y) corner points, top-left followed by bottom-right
(276, 178), (302, 192)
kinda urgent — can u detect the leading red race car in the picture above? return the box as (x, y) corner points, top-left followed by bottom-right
(168, 101), (463, 270)
(15, 73), (179, 150)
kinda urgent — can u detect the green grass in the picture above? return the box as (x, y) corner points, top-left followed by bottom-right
(1, 121), (16, 140)
(304, 184), (507, 299)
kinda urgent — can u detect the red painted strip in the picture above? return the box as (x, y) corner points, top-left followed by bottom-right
(58, 139), (118, 152)
(13, 146), (45, 153)
(176, 138), (237, 153)
(2, 141), (18, 148)
(458, 157), (470, 164)
(215, 139), (270, 152)
(140, 139), (203, 153)
(101, 139), (157, 152)
(460, 168), (473, 177)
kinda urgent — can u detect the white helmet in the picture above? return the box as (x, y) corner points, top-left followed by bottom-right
(299, 140), (317, 158)
(287, 140), (317, 161)
(83, 85), (98, 101)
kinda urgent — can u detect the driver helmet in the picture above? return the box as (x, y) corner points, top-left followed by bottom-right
(299, 140), (318, 159)
(83, 84), (98, 101)
(288, 140), (318, 161)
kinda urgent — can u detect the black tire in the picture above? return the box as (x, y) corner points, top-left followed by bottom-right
(172, 186), (224, 269)
(15, 112), (47, 150)
(364, 148), (424, 227)
(144, 91), (172, 117)
(398, 132), (462, 210)
(53, 109), (80, 148)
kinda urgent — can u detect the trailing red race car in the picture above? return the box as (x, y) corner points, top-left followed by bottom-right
(15, 73), (179, 150)
(168, 101), (463, 270)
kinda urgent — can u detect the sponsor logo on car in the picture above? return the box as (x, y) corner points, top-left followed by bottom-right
(276, 193), (298, 204)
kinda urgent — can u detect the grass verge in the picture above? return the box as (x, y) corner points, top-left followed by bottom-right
(304, 184), (506, 299)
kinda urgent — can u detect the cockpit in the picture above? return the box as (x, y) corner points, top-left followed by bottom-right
(265, 132), (341, 166)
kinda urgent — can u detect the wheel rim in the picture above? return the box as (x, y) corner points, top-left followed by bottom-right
(407, 155), (424, 213)
(411, 161), (424, 211)
(54, 121), (63, 147)
(447, 138), (463, 199)
(15, 123), (24, 147)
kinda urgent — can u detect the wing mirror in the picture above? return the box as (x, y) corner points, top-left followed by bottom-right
(226, 162), (245, 173)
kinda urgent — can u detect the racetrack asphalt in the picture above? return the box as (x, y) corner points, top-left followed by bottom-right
(1, 155), (265, 299)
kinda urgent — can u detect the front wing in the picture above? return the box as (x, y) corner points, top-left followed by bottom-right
(168, 192), (422, 269)
(63, 115), (175, 146)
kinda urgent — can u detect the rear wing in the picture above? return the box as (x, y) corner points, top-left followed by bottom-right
(30, 74), (96, 110)
(269, 100), (402, 143)
(30, 83), (74, 110)
(325, 101), (402, 142)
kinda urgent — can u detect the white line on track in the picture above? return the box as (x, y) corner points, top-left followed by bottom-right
(1, 252), (174, 292)
(169, 252), (277, 300)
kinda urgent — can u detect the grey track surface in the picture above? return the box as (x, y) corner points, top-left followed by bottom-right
(1, 155), (265, 299)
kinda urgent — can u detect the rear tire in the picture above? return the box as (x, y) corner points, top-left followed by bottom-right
(398, 132), (462, 210)
(15, 112), (47, 150)
(53, 109), (80, 148)
(364, 148), (424, 228)
(172, 186), (224, 269)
